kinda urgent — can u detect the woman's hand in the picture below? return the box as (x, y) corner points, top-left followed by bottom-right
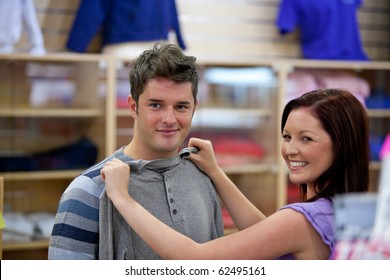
(101, 158), (130, 201)
(188, 137), (220, 177)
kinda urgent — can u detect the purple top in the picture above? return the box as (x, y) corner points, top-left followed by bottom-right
(276, 198), (335, 259)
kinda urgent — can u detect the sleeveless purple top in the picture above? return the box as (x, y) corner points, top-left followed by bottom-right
(276, 198), (335, 259)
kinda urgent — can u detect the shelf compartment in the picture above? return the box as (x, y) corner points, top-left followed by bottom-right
(3, 239), (49, 251)
(0, 108), (102, 118)
(0, 169), (84, 181)
(222, 163), (276, 174)
(367, 109), (390, 118)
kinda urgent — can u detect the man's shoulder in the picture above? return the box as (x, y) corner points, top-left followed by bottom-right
(80, 148), (126, 183)
(63, 153), (120, 199)
(81, 161), (105, 182)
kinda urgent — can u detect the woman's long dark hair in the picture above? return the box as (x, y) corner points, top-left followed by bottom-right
(281, 89), (369, 201)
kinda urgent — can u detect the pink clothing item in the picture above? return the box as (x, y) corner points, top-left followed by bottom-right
(286, 70), (319, 102)
(286, 69), (370, 107)
(313, 70), (370, 106)
(379, 134), (390, 160)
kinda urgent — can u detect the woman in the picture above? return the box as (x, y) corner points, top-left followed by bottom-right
(101, 88), (369, 259)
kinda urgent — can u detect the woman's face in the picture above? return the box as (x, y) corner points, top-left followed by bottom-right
(281, 107), (333, 192)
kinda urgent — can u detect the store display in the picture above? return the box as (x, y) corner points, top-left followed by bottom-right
(1, 54), (390, 259)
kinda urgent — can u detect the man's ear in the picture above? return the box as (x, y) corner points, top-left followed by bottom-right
(192, 100), (198, 116)
(128, 95), (137, 118)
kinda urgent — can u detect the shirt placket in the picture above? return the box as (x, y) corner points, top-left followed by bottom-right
(163, 173), (182, 223)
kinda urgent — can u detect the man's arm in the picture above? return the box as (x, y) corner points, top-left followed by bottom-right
(48, 175), (102, 259)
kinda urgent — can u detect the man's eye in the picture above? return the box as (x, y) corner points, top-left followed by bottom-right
(149, 103), (161, 108)
(176, 105), (189, 110)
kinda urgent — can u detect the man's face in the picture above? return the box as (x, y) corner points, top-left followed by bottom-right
(129, 77), (197, 159)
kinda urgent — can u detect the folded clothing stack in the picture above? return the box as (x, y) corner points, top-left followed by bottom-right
(2, 211), (55, 242)
(0, 137), (97, 172)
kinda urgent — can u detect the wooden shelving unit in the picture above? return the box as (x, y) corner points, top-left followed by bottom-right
(1, 53), (390, 258)
(0, 53), (110, 259)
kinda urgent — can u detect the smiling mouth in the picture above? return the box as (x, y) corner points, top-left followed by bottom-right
(158, 129), (179, 135)
(289, 161), (308, 168)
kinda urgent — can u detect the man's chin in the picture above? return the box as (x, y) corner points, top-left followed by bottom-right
(155, 144), (181, 156)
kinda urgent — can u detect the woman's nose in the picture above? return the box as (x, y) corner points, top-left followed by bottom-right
(285, 142), (299, 155)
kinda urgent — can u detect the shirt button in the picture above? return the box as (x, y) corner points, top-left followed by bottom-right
(170, 198), (174, 203)
(172, 209), (177, 215)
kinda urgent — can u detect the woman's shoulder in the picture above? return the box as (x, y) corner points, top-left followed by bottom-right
(281, 198), (333, 213)
(280, 198), (333, 230)
(280, 198), (335, 254)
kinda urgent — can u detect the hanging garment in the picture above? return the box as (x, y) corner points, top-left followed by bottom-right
(66, 0), (186, 53)
(276, 0), (368, 60)
(0, 0), (46, 54)
(98, 147), (224, 259)
(49, 147), (223, 259)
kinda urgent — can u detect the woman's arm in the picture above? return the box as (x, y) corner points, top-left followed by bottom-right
(101, 159), (329, 260)
(188, 138), (265, 230)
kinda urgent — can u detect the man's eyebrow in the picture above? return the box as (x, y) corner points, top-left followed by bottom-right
(146, 98), (163, 102)
(177, 101), (192, 104)
(146, 99), (192, 104)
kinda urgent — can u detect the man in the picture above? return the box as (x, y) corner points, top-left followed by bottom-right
(48, 43), (224, 259)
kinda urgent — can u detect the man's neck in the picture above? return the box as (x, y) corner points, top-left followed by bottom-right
(123, 141), (179, 161)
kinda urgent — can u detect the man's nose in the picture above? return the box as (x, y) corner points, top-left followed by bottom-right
(162, 107), (176, 124)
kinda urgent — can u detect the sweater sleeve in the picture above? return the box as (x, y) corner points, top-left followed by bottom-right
(276, 0), (297, 35)
(48, 175), (103, 259)
(21, 0), (46, 55)
(66, 0), (109, 52)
